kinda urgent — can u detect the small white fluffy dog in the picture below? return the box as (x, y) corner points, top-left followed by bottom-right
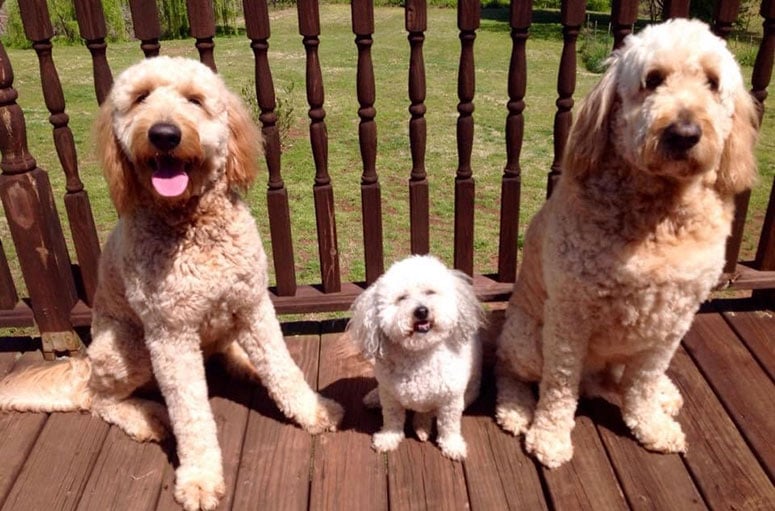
(496, 19), (758, 468)
(0, 57), (343, 511)
(347, 255), (484, 460)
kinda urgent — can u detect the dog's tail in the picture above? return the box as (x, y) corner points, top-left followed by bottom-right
(0, 355), (93, 412)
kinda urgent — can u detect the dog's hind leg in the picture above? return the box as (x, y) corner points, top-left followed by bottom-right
(494, 365), (536, 436)
(413, 411), (433, 442)
(88, 315), (170, 442)
(237, 297), (344, 434)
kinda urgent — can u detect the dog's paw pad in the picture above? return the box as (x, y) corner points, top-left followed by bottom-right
(438, 434), (467, 460)
(372, 430), (404, 452)
(174, 466), (225, 511)
(525, 426), (573, 468)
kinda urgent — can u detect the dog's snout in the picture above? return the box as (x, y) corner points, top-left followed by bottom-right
(662, 120), (702, 153)
(413, 306), (429, 320)
(148, 123), (182, 151)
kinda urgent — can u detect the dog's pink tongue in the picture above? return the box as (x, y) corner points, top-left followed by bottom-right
(151, 160), (189, 197)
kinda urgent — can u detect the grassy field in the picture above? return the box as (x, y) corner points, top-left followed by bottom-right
(2, 5), (774, 292)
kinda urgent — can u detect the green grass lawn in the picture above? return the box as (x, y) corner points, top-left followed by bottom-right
(2, 5), (774, 292)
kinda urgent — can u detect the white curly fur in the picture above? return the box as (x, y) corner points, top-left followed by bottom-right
(0, 56), (343, 511)
(347, 255), (484, 460)
(495, 19), (759, 468)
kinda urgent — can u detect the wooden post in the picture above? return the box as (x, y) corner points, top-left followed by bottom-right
(244, 0), (298, 296)
(128, 0), (162, 57)
(73, 0), (113, 105)
(0, 43), (81, 357)
(406, 0), (430, 256)
(352, 0), (384, 285)
(497, 0), (531, 283)
(298, 0), (341, 293)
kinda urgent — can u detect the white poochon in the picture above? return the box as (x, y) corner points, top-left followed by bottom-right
(347, 255), (484, 460)
(495, 19), (758, 469)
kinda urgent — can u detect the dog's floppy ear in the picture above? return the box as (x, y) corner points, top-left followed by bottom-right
(715, 87), (759, 196)
(94, 99), (137, 215)
(451, 269), (484, 343)
(347, 282), (384, 359)
(562, 56), (619, 182)
(225, 90), (262, 193)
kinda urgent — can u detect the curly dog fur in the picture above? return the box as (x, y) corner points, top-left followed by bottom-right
(347, 255), (483, 460)
(495, 19), (759, 468)
(0, 56), (343, 510)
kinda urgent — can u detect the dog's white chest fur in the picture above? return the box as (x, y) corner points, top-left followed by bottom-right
(374, 341), (477, 412)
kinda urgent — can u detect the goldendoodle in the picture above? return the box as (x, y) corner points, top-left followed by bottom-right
(348, 255), (484, 460)
(495, 19), (759, 468)
(0, 56), (344, 510)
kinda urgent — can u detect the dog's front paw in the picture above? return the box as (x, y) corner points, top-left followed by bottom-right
(656, 376), (684, 417)
(174, 464), (225, 511)
(438, 433), (467, 460)
(525, 425), (573, 468)
(372, 430), (404, 452)
(300, 395), (345, 434)
(626, 413), (687, 453)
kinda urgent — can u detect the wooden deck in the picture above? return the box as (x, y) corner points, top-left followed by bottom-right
(0, 298), (773, 511)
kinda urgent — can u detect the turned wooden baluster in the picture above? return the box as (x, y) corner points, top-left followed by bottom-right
(406, 0), (430, 255)
(662, 0), (690, 19)
(547, 0), (587, 196)
(298, 0), (341, 292)
(453, 0), (480, 276)
(129, 0), (162, 57)
(352, 0), (384, 285)
(754, 0), (775, 291)
(497, 0), (531, 283)
(73, 0), (113, 105)
(0, 241), (18, 311)
(611, 0), (638, 49)
(0, 43), (81, 357)
(186, 0), (217, 71)
(244, 0), (298, 296)
(19, 0), (102, 306)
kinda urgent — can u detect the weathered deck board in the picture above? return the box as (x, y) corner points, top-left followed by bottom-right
(0, 304), (772, 510)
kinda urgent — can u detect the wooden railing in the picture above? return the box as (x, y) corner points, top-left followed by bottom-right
(0, 0), (774, 357)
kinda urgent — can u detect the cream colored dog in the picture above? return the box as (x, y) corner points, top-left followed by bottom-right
(0, 56), (343, 511)
(348, 255), (483, 460)
(496, 19), (758, 468)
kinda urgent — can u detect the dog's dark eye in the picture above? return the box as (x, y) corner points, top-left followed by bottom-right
(134, 91), (150, 105)
(706, 74), (720, 92)
(188, 96), (204, 107)
(644, 70), (664, 91)
(396, 294), (408, 303)
(424, 289), (436, 296)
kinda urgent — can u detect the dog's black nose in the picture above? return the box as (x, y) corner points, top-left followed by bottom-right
(662, 120), (702, 153)
(148, 123), (181, 151)
(413, 306), (429, 320)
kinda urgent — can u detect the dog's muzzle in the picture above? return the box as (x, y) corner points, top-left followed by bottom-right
(147, 122), (189, 198)
(661, 119), (702, 158)
(412, 305), (432, 333)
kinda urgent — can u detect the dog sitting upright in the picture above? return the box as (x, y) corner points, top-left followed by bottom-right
(347, 255), (484, 460)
